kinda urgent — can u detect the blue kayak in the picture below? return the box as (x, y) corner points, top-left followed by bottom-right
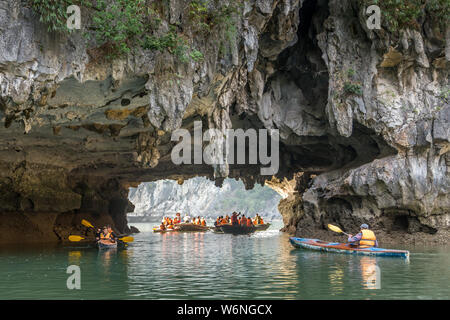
(289, 237), (410, 259)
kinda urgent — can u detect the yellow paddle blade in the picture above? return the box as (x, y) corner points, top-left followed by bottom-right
(68, 235), (85, 242)
(118, 236), (134, 243)
(327, 224), (344, 233)
(81, 219), (95, 229)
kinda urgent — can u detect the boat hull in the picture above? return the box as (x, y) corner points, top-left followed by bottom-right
(97, 240), (118, 249)
(218, 224), (256, 235)
(254, 223), (270, 231)
(289, 237), (409, 259)
(174, 223), (209, 232)
(153, 223), (209, 233)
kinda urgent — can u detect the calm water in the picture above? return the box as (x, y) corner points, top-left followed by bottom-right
(0, 221), (449, 299)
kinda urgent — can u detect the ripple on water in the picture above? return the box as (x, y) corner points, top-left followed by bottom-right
(1, 223), (450, 299)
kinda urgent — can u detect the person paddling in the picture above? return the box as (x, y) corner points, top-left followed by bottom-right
(100, 226), (115, 244)
(348, 224), (378, 248)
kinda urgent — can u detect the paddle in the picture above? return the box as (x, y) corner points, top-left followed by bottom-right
(327, 224), (351, 237)
(81, 219), (95, 229)
(68, 235), (134, 243)
(68, 235), (85, 242)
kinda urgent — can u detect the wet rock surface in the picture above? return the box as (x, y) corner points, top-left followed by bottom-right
(0, 0), (448, 244)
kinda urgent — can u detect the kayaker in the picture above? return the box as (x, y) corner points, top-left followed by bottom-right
(107, 225), (117, 243)
(100, 226), (114, 244)
(95, 228), (102, 241)
(348, 224), (378, 248)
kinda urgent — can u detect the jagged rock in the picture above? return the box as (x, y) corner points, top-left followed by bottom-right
(0, 0), (448, 244)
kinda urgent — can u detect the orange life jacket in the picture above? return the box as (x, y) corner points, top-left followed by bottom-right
(246, 219), (253, 227)
(240, 217), (247, 226)
(201, 220), (206, 226)
(359, 229), (377, 248)
(100, 232), (111, 239)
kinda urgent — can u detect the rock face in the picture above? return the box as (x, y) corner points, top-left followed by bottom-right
(0, 0), (448, 244)
(128, 177), (281, 221)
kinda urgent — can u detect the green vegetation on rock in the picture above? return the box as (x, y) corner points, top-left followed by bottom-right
(27, 0), (241, 62)
(360, 0), (450, 33)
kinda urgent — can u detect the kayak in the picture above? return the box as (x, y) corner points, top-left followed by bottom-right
(289, 237), (410, 259)
(218, 224), (256, 235)
(97, 240), (118, 250)
(254, 223), (270, 231)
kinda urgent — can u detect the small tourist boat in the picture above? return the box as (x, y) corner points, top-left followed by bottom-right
(152, 226), (175, 233)
(218, 224), (256, 235)
(254, 223), (271, 231)
(153, 223), (209, 233)
(97, 240), (118, 249)
(174, 223), (209, 232)
(289, 237), (410, 259)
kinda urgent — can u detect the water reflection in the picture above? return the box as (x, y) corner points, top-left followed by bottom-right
(360, 257), (380, 290)
(328, 266), (345, 294)
(1, 223), (450, 299)
(68, 250), (82, 265)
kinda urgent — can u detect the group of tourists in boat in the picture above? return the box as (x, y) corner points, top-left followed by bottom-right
(215, 212), (265, 227)
(153, 211), (270, 234)
(156, 213), (208, 232)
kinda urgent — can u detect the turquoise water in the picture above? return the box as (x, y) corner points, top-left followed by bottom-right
(0, 221), (449, 299)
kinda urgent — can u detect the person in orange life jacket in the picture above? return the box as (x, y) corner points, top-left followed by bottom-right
(246, 217), (253, 227)
(100, 226), (116, 243)
(231, 212), (240, 225)
(159, 222), (166, 231)
(348, 224), (378, 248)
(240, 215), (247, 226)
(107, 226), (117, 243)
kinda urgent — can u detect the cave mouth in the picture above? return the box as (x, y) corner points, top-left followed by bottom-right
(126, 177), (283, 225)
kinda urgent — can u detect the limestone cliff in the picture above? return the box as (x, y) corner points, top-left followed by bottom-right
(0, 0), (448, 244)
(128, 177), (281, 221)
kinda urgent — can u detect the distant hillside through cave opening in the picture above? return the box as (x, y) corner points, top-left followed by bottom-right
(127, 177), (283, 223)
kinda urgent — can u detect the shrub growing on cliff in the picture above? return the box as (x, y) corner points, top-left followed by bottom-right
(188, 0), (243, 56)
(28, 0), (90, 32)
(28, 0), (210, 63)
(90, 0), (145, 57)
(360, 0), (449, 33)
(343, 82), (363, 96)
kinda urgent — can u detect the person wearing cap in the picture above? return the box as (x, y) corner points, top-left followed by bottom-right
(348, 224), (378, 248)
